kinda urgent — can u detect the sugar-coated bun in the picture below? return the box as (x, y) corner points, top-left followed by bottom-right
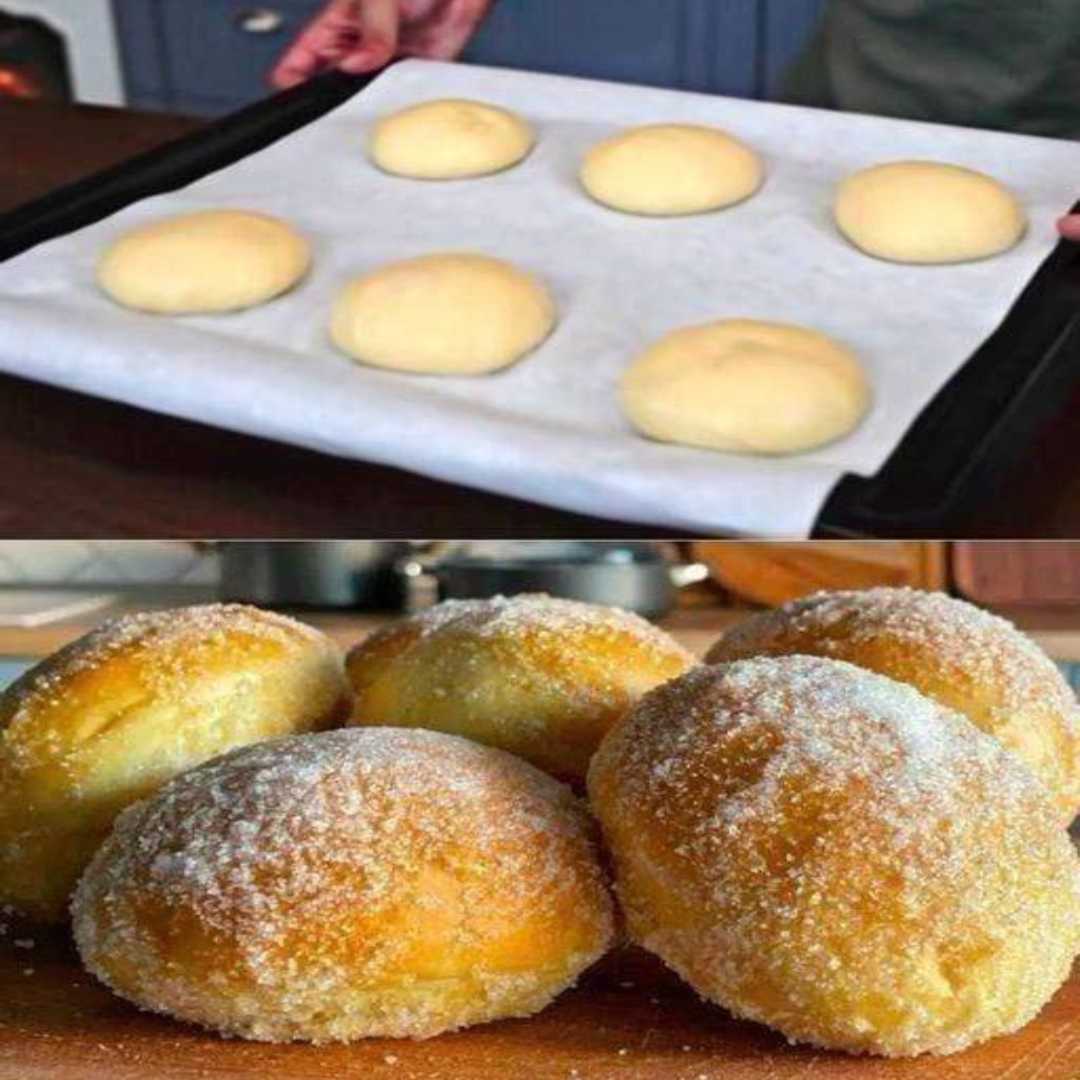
(834, 161), (1026, 264)
(621, 319), (870, 455)
(370, 98), (534, 179)
(0, 604), (350, 922)
(345, 594), (696, 784)
(588, 657), (1080, 1058)
(331, 252), (556, 375)
(73, 727), (614, 1042)
(581, 124), (763, 216)
(706, 588), (1080, 822)
(97, 210), (311, 313)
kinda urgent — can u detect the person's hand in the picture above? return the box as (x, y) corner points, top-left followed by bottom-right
(271, 0), (493, 89)
(1057, 214), (1080, 242)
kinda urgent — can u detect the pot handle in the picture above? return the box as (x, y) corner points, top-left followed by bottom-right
(669, 562), (710, 589)
(397, 555), (442, 613)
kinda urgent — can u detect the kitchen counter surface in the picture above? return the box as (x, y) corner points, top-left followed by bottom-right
(2, 594), (1080, 662)
(3, 100), (1080, 539)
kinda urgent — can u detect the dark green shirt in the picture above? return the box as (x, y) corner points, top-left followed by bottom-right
(783, 0), (1080, 138)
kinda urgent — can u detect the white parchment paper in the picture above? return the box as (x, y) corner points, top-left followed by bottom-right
(2, 60), (1078, 535)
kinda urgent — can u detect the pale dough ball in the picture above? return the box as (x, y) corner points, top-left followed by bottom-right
(581, 124), (764, 216)
(370, 98), (535, 179)
(620, 319), (870, 456)
(834, 161), (1027, 264)
(331, 253), (556, 375)
(97, 210), (311, 314)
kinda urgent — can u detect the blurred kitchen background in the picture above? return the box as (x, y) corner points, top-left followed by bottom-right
(2, 541), (1080, 694)
(1, 1), (826, 116)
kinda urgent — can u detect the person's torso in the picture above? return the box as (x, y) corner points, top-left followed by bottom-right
(784, 0), (1080, 138)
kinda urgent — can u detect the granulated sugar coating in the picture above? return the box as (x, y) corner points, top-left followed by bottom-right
(707, 588), (1080, 821)
(0, 604), (351, 922)
(346, 594), (696, 784)
(588, 656), (1080, 1058)
(73, 727), (614, 1043)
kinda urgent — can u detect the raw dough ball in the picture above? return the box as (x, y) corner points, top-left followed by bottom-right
(620, 319), (870, 455)
(0, 604), (350, 922)
(331, 252), (556, 375)
(73, 727), (615, 1042)
(581, 124), (764, 216)
(370, 98), (535, 179)
(588, 656), (1080, 1058)
(706, 587), (1080, 822)
(834, 161), (1027, 264)
(345, 593), (696, 784)
(97, 210), (311, 313)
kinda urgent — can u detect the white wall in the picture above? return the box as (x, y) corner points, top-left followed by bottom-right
(0, 542), (218, 585)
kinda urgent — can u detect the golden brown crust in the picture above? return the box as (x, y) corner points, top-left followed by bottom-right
(73, 727), (614, 1042)
(0, 604), (351, 921)
(706, 588), (1080, 822)
(345, 594), (696, 784)
(588, 657), (1080, 1058)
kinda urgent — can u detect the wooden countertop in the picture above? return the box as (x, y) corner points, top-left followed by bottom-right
(0, 602), (744, 661)
(3, 98), (1080, 538)
(1, 937), (1075, 1080)
(3, 599), (1080, 661)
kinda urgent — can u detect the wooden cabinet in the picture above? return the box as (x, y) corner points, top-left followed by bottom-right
(691, 541), (1080, 611)
(690, 542), (947, 608)
(112, 0), (827, 117)
(953, 542), (1080, 606)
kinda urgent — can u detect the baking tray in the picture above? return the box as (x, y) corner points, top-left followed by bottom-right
(2, 65), (1079, 539)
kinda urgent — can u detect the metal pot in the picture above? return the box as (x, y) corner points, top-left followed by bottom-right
(397, 542), (707, 619)
(218, 541), (410, 608)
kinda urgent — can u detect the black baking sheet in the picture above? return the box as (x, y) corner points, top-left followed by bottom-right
(2, 66), (1079, 538)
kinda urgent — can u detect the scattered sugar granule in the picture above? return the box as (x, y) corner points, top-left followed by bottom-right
(22, 967), (34, 976)
(383, 1054), (398, 1065)
(13, 938), (34, 949)
(618, 981), (635, 989)
(617, 1048), (629, 1056)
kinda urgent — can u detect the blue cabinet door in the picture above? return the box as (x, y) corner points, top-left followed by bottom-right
(463, 0), (759, 99)
(762, 0), (827, 93)
(114, 0), (827, 116)
(157, 0), (324, 115)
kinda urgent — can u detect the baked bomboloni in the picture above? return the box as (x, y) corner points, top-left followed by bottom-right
(345, 593), (696, 783)
(0, 604), (350, 922)
(706, 587), (1080, 822)
(73, 727), (614, 1042)
(588, 656), (1080, 1057)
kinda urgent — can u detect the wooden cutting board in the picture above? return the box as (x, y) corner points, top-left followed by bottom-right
(2, 923), (1076, 1080)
